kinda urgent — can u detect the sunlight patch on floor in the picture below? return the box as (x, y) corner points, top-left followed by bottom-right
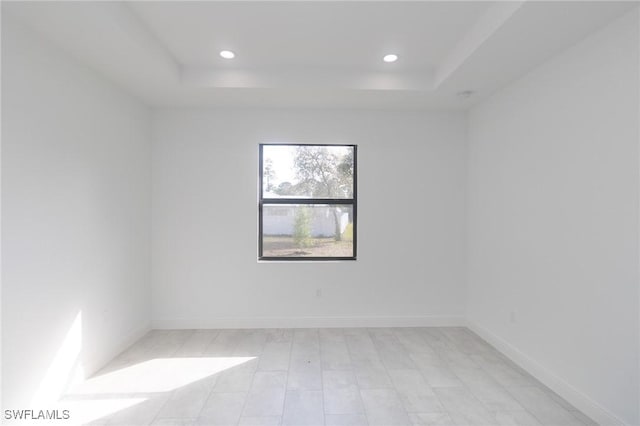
(67, 356), (255, 394)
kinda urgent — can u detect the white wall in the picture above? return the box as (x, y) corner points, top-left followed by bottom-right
(1, 16), (151, 409)
(467, 10), (639, 426)
(152, 109), (467, 328)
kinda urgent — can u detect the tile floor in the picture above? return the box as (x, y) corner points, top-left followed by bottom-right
(61, 328), (598, 426)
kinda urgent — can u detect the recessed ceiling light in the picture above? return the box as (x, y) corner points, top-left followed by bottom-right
(383, 54), (398, 63)
(219, 50), (235, 59)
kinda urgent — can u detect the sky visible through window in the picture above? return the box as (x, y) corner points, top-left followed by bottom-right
(262, 145), (351, 196)
(263, 145), (296, 189)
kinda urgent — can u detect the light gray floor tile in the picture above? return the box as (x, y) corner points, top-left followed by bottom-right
(453, 367), (523, 411)
(243, 371), (288, 417)
(408, 353), (463, 388)
(151, 418), (197, 426)
(204, 330), (243, 356)
(282, 390), (325, 426)
(319, 328), (345, 339)
(212, 368), (256, 393)
(107, 394), (170, 426)
(433, 387), (497, 424)
(156, 376), (216, 419)
(368, 328), (397, 337)
(447, 409), (500, 426)
(144, 330), (193, 358)
(243, 388), (287, 417)
(495, 410), (542, 425)
(467, 381), (524, 412)
(174, 330), (219, 357)
(212, 358), (258, 392)
(85, 417), (112, 426)
(198, 391), (247, 425)
(252, 371), (288, 391)
(470, 354), (539, 389)
(324, 386), (365, 415)
(259, 341), (292, 371)
(440, 328), (492, 356)
(234, 330), (268, 357)
(353, 359), (393, 389)
(291, 350), (321, 366)
(288, 350), (322, 388)
(62, 327), (596, 426)
(321, 338), (353, 370)
(388, 369), (435, 394)
(323, 371), (365, 415)
(436, 347), (480, 372)
(323, 370), (358, 389)
(508, 387), (585, 426)
(265, 329), (293, 343)
(392, 329), (437, 355)
(397, 391), (442, 414)
(239, 416), (282, 426)
(372, 335), (418, 370)
(345, 333), (380, 363)
(408, 412), (454, 426)
(388, 370), (442, 413)
(420, 329), (457, 353)
(360, 388), (411, 426)
(287, 369), (323, 391)
(288, 361), (323, 390)
(325, 413), (369, 426)
(292, 329), (321, 356)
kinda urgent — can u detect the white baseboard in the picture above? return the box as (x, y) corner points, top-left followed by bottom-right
(151, 315), (466, 329)
(467, 321), (626, 426)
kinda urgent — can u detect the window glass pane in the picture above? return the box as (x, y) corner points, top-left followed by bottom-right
(262, 145), (354, 198)
(262, 204), (354, 257)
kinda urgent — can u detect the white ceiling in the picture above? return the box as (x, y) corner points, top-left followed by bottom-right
(129, 2), (490, 70)
(4, 1), (637, 110)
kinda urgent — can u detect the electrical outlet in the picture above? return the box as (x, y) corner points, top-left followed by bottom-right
(509, 311), (517, 324)
(316, 288), (322, 297)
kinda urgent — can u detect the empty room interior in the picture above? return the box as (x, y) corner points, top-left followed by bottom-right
(2, 1), (639, 425)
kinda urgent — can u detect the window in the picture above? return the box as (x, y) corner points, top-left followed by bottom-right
(259, 144), (357, 260)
